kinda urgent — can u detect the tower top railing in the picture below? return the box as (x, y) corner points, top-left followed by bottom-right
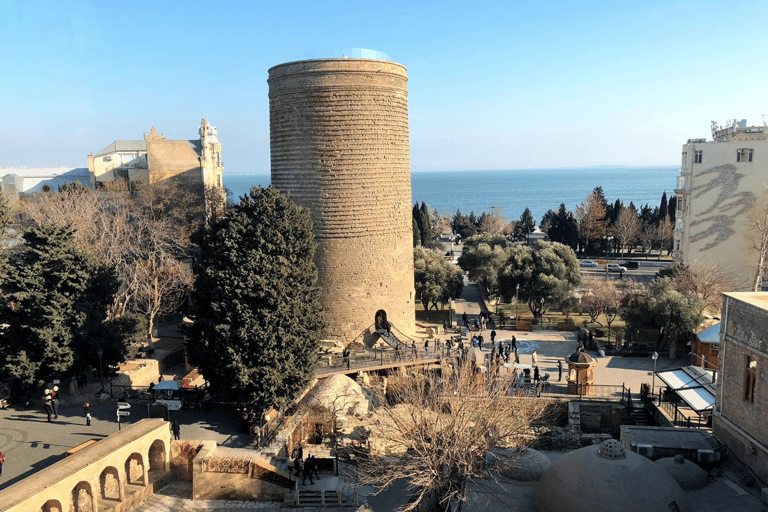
(282, 48), (391, 63)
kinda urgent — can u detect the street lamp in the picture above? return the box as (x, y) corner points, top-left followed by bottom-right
(651, 351), (658, 396)
(516, 284), (520, 302)
(540, 297), (545, 319)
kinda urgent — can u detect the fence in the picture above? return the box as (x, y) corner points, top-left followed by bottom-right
(656, 391), (711, 429)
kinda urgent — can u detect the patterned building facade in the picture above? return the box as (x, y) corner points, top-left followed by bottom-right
(268, 57), (416, 342)
(673, 119), (768, 290)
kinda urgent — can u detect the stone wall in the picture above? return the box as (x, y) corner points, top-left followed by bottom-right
(268, 58), (415, 341)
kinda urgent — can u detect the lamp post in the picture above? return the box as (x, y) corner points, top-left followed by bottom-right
(516, 284), (519, 302)
(540, 297), (545, 319)
(651, 351), (658, 396)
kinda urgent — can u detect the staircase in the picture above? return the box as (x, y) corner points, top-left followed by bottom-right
(375, 328), (406, 350)
(631, 401), (653, 426)
(293, 489), (348, 507)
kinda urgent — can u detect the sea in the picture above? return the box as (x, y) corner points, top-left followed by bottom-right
(223, 167), (679, 224)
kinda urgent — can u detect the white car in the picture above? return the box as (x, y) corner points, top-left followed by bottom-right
(606, 264), (627, 273)
(579, 260), (597, 267)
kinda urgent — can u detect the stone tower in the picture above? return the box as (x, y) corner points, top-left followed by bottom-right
(268, 57), (415, 342)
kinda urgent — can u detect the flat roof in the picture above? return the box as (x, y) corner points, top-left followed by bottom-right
(724, 292), (768, 312)
(621, 425), (715, 450)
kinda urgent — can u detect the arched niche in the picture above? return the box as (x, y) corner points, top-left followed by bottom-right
(148, 439), (166, 471)
(39, 499), (63, 512)
(99, 466), (122, 501)
(70, 481), (95, 512)
(125, 452), (145, 486)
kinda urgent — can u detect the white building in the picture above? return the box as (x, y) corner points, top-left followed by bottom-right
(673, 119), (768, 290)
(0, 167), (91, 198)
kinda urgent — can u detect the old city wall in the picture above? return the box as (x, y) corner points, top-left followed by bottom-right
(0, 419), (171, 512)
(715, 295), (768, 483)
(269, 59), (415, 342)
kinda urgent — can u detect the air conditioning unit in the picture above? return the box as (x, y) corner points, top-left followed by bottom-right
(697, 449), (720, 463)
(636, 444), (654, 458)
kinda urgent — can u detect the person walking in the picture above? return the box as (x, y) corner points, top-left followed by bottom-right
(51, 386), (59, 419)
(0, 451), (5, 476)
(424, 339), (429, 356)
(171, 420), (181, 440)
(490, 330), (496, 346)
(511, 336), (517, 351)
(558, 360), (563, 382)
(293, 456), (303, 480)
(43, 394), (53, 422)
(84, 403), (91, 426)
(531, 350), (538, 366)
(514, 348), (520, 364)
(309, 454), (321, 480)
(533, 366), (540, 384)
(301, 456), (314, 485)
(462, 312), (468, 328)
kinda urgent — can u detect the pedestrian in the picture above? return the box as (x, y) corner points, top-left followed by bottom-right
(395, 344), (401, 361)
(51, 386), (59, 419)
(514, 348), (520, 364)
(309, 454), (321, 480)
(490, 330), (496, 345)
(558, 359), (563, 382)
(462, 312), (468, 328)
(424, 339), (429, 356)
(171, 420), (181, 440)
(411, 340), (416, 357)
(301, 457), (314, 485)
(342, 347), (351, 369)
(297, 444), (304, 461)
(0, 451), (4, 476)
(478, 335), (484, 350)
(511, 336), (517, 351)
(43, 393), (53, 422)
(531, 350), (538, 366)
(84, 402), (91, 426)
(293, 456), (302, 479)
(533, 366), (540, 384)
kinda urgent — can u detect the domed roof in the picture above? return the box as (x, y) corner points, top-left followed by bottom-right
(568, 351), (596, 364)
(535, 439), (690, 512)
(656, 455), (710, 490)
(484, 446), (552, 481)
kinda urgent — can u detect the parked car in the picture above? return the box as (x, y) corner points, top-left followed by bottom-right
(606, 264), (627, 273)
(622, 261), (639, 270)
(579, 260), (597, 267)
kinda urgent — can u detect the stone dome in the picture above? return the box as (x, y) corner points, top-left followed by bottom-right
(535, 439), (690, 512)
(484, 446), (551, 481)
(656, 455), (710, 490)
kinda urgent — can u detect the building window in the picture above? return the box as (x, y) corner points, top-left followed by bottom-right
(681, 151), (687, 166)
(744, 355), (756, 403)
(737, 149), (753, 162)
(694, 150), (703, 164)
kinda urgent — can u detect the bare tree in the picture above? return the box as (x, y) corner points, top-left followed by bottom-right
(746, 185), (768, 291)
(655, 216), (674, 257)
(670, 260), (744, 316)
(612, 207), (639, 259)
(580, 279), (623, 325)
(357, 359), (554, 512)
(480, 207), (508, 235)
(574, 192), (606, 254)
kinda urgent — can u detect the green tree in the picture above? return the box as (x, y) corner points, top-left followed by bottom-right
(620, 278), (703, 349)
(543, 203), (579, 249)
(414, 247), (464, 310)
(513, 207), (536, 241)
(0, 190), (12, 240)
(412, 216), (421, 247)
(457, 240), (508, 295)
(186, 186), (324, 409)
(0, 225), (126, 387)
(419, 202), (433, 244)
(497, 242), (581, 318)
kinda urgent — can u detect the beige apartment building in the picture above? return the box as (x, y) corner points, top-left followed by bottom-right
(88, 119), (223, 192)
(673, 119), (768, 289)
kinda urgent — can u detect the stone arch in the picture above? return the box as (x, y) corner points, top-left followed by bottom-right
(99, 466), (122, 501)
(375, 309), (389, 331)
(39, 499), (63, 512)
(148, 439), (166, 471)
(125, 452), (145, 486)
(70, 481), (95, 512)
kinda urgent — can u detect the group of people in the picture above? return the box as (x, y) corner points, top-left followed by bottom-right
(42, 387), (59, 422)
(291, 446), (322, 485)
(462, 311), (491, 331)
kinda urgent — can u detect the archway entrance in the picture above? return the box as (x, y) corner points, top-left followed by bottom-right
(374, 310), (389, 331)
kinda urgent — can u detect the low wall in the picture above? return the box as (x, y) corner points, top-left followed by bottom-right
(192, 442), (293, 501)
(113, 359), (160, 387)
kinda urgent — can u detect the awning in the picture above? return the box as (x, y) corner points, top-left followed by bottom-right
(656, 366), (716, 413)
(697, 322), (721, 344)
(153, 380), (183, 391)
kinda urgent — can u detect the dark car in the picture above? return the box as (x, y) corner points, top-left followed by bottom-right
(622, 261), (639, 270)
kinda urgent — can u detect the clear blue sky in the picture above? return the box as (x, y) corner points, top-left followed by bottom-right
(1, 0), (766, 173)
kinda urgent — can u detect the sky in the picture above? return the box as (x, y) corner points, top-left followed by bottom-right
(1, 0), (766, 173)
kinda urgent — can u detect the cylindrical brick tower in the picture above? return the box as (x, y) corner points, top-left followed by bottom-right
(268, 57), (415, 342)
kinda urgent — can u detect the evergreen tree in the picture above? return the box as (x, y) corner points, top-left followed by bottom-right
(544, 203), (579, 249)
(659, 192), (668, 224)
(413, 204), (424, 245)
(0, 190), (11, 239)
(0, 225), (125, 387)
(412, 216), (421, 247)
(668, 196), (677, 227)
(420, 202), (432, 243)
(186, 186), (324, 409)
(514, 207), (536, 241)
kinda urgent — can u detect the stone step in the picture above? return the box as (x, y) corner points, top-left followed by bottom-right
(295, 490), (347, 506)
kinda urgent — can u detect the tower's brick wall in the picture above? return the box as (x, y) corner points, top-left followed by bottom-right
(268, 58), (415, 341)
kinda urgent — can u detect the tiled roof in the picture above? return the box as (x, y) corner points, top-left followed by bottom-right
(94, 140), (147, 157)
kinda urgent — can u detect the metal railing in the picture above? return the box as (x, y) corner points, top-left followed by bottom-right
(656, 392), (710, 429)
